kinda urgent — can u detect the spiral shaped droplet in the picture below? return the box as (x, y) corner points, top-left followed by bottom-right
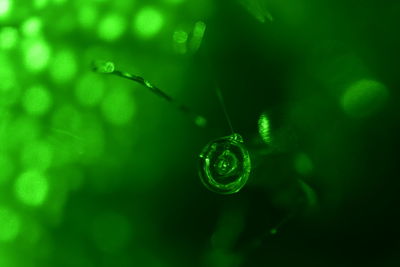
(199, 133), (251, 194)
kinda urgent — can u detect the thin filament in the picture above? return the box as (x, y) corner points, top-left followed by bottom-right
(92, 60), (207, 127)
(216, 87), (234, 134)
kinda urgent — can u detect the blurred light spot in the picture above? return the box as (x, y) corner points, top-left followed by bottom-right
(98, 13), (126, 42)
(173, 29), (188, 54)
(75, 72), (106, 107)
(0, 0), (11, 18)
(0, 55), (19, 106)
(21, 17), (42, 37)
(49, 49), (78, 83)
(0, 153), (14, 184)
(22, 85), (52, 116)
(195, 116), (207, 127)
(14, 170), (49, 206)
(91, 212), (132, 253)
(78, 4), (98, 30)
(258, 112), (271, 144)
(341, 79), (389, 118)
(23, 38), (51, 72)
(21, 140), (53, 170)
(34, 0), (48, 9)
(0, 207), (20, 242)
(101, 86), (135, 125)
(133, 7), (164, 39)
(189, 21), (206, 53)
(294, 153), (313, 175)
(0, 27), (18, 49)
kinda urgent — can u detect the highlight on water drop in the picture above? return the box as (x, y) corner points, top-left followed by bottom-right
(199, 133), (251, 194)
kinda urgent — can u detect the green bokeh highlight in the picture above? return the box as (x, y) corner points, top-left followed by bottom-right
(341, 79), (388, 118)
(195, 115), (207, 127)
(21, 17), (42, 37)
(14, 170), (49, 207)
(0, 0), (11, 18)
(75, 72), (106, 107)
(97, 13), (126, 42)
(0, 0), (397, 266)
(133, 6), (164, 39)
(78, 4), (98, 30)
(0, 27), (18, 49)
(22, 85), (52, 116)
(21, 140), (53, 170)
(34, 0), (48, 10)
(0, 207), (20, 242)
(8, 116), (40, 150)
(294, 153), (313, 176)
(49, 49), (78, 83)
(101, 86), (135, 125)
(0, 55), (18, 107)
(22, 38), (51, 72)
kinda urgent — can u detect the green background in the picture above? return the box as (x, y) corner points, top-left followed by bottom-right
(0, 0), (399, 266)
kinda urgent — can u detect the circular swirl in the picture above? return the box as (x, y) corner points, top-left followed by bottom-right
(198, 133), (251, 194)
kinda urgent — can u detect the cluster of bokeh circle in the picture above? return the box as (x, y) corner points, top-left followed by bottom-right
(0, 0), (212, 264)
